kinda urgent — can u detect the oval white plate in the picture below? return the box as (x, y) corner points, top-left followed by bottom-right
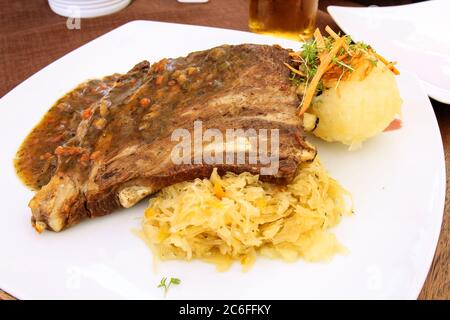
(328, 0), (450, 104)
(0, 21), (445, 299)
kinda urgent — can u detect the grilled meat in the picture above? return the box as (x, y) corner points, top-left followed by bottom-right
(18, 44), (316, 232)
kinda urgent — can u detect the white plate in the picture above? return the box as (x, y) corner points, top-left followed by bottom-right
(0, 21), (445, 300)
(49, 0), (131, 18)
(328, 0), (450, 104)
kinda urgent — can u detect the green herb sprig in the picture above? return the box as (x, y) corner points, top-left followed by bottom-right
(157, 277), (181, 296)
(288, 32), (374, 97)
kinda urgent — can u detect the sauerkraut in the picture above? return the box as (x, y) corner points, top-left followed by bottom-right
(140, 158), (351, 271)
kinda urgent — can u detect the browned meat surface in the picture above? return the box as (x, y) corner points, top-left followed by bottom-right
(23, 44), (316, 232)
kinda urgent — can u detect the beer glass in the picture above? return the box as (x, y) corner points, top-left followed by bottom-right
(249, 0), (319, 40)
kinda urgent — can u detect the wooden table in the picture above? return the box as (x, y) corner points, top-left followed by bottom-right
(0, 0), (448, 300)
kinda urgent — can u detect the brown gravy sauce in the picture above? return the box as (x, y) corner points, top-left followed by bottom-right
(14, 74), (120, 190)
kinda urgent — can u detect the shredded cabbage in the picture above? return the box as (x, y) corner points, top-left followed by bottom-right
(141, 157), (351, 271)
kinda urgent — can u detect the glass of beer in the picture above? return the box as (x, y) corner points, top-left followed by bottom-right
(249, 0), (319, 41)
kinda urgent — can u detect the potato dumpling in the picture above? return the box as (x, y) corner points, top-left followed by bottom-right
(309, 57), (402, 149)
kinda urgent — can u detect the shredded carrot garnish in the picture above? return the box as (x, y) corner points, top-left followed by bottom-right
(335, 53), (349, 62)
(325, 26), (349, 50)
(325, 26), (339, 39)
(297, 36), (346, 116)
(374, 52), (400, 75)
(325, 53), (349, 72)
(287, 26), (400, 117)
(314, 29), (325, 49)
(284, 62), (305, 77)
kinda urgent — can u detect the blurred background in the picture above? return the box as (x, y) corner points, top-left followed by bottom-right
(0, 0), (428, 98)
